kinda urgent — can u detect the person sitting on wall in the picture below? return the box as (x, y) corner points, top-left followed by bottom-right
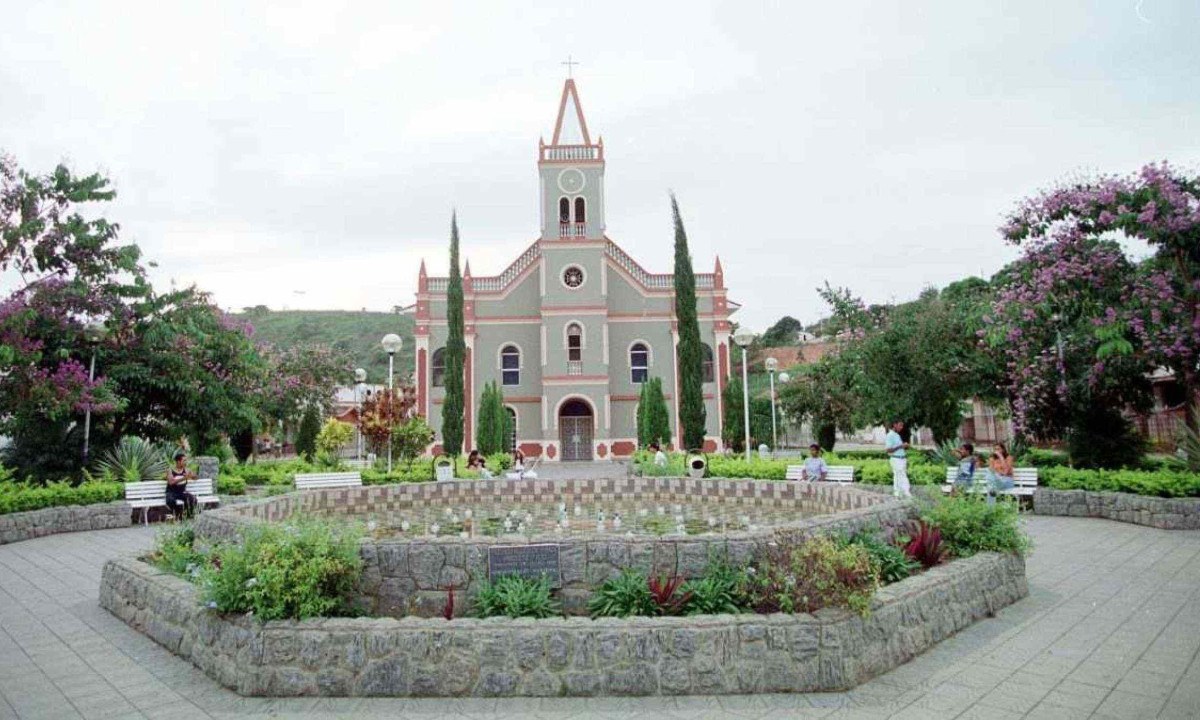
(166, 452), (198, 520)
(650, 442), (668, 468)
(509, 449), (538, 480)
(954, 443), (978, 491)
(801, 443), (829, 481)
(467, 450), (493, 479)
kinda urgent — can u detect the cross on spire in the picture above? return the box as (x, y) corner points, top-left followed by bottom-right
(561, 55), (580, 78)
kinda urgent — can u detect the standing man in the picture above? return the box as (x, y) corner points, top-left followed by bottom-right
(885, 420), (911, 498)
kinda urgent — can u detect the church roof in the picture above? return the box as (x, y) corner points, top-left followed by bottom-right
(550, 79), (591, 146)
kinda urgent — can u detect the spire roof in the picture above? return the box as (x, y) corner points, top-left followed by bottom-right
(551, 79), (592, 146)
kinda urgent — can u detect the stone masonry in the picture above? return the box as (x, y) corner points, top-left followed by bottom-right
(193, 478), (919, 617)
(0, 500), (131, 546)
(1033, 488), (1200, 530)
(99, 551), (1027, 697)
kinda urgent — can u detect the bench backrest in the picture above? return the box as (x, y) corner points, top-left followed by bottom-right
(944, 466), (1039, 487)
(295, 472), (363, 490)
(189, 478), (215, 496)
(785, 464), (854, 483)
(342, 459), (372, 470)
(125, 481), (166, 501)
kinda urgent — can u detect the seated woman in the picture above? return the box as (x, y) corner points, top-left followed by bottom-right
(166, 452), (198, 520)
(466, 450), (493, 479)
(954, 443), (978, 491)
(986, 443), (1016, 493)
(508, 449), (538, 479)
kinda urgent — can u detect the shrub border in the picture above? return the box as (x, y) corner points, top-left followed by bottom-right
(0, 501), (131, 546)
(1033, 488), (1200, 530)
(99, 551), (1026, 697)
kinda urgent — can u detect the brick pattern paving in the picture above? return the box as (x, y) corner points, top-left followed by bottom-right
(0, 516), (1196, 719)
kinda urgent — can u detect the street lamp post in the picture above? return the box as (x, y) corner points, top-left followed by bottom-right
(82, 320), (106, 465)
(354, 368), (366, 463)
(777, 371), (790, 449)
(732, 329), (756, 462)
(765, 357), (779, 453)
(381, 334), (403, 473)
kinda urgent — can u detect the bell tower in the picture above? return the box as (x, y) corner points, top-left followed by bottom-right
(538, 78), (605, 240)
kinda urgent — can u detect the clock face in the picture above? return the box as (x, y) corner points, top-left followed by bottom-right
(563, 266), (585, 289)
(557, 168), (586, 194)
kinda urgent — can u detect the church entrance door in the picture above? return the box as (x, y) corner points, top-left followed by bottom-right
(558, 399), (594, 462)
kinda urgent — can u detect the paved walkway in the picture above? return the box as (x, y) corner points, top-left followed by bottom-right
(0, 517), (1197, 720)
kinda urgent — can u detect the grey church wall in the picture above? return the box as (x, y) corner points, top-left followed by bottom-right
(473, 272), (540, 319)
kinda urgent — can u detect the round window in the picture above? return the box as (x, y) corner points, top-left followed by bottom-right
(563, 266), (585, 289)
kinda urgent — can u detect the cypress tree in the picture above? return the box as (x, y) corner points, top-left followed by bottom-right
(476, 381), (507, 455)
(442, 213), (466, 456)
(722, 376), (744, 453)
(671, 195), (706, 450)
(636, 380), (650, 447)
(295, 404), (321, 461)
(647, 377), (672, 447)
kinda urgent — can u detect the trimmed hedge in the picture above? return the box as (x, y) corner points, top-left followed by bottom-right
(0, 481), (125, 515)
(1040, 467), (1200, 498)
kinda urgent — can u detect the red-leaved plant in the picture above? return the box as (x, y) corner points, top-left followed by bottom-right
(442, 584), (456, 620)
(648, 575), (693, 616)
(902, 521), (947, 569)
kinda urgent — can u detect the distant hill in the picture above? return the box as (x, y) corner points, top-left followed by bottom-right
(235, 308), (415, 385)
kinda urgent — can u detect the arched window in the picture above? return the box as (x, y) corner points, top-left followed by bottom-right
(505, 407), (518, 452)
(630, 342), (650, 384)
(701, 343), (715, 383)
(501, 345), (520, 386)
(431, 348), (446, 388)
(566, 323), (583, 362)
(558, 197), (570, 223)
(574, 197), (586, 223)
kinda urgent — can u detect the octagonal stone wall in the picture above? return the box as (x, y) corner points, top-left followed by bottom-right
(100, 551), (1027, 696)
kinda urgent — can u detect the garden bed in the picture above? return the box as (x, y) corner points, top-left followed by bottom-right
(1033, 488), (1200, 530)
(192, 478), (916, 617)
(0, 500), (131, 545)
(99, 550), (1026, 697)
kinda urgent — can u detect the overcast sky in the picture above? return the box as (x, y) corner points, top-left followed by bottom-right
(2, 1), (1197, 330)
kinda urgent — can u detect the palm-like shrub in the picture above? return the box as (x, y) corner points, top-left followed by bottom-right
(95, 437), (168, 483)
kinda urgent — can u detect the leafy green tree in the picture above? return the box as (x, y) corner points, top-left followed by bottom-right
(442, 213), (465, 456)
(671, 196), (706, 449)
(815, 280), (1000, 443)
(315, 418), (353, 456)
(638, 377), (671, 447)
(295, 405), (321, 461)
(761, 316), (804, 347)
(475, 381), (508, 455)
(778, 358), (857, 451)
(392, 416), (435, 468)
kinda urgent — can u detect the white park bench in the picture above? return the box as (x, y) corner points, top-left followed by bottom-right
(785, 464), (855, 483)
(294, 471), (363, 491)
(341, 459), (372, 470)
(941, 467), (1039, 497)
(125, 479), (219, 525)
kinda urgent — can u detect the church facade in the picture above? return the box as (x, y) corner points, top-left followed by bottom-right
(414, 79), (737, 461)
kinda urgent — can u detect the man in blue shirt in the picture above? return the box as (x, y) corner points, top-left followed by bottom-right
(885, 420), (911, 498)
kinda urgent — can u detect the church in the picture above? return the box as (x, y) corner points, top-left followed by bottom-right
(413, 78), (737, 462)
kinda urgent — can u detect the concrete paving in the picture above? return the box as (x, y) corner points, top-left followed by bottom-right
(0, 515), (1197, 719)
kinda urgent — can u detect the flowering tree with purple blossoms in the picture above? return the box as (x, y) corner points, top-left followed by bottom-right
(1001, 162), (1200, 433)
(0, 157), (274, 478)
(984, 235), (1152, 467)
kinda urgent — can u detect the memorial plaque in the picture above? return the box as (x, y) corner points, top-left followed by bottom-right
(488, 543), (561, 586)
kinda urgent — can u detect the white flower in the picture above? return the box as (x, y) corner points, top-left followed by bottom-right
(244, 577), (258, 588)
(206, 601), (218, 609)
